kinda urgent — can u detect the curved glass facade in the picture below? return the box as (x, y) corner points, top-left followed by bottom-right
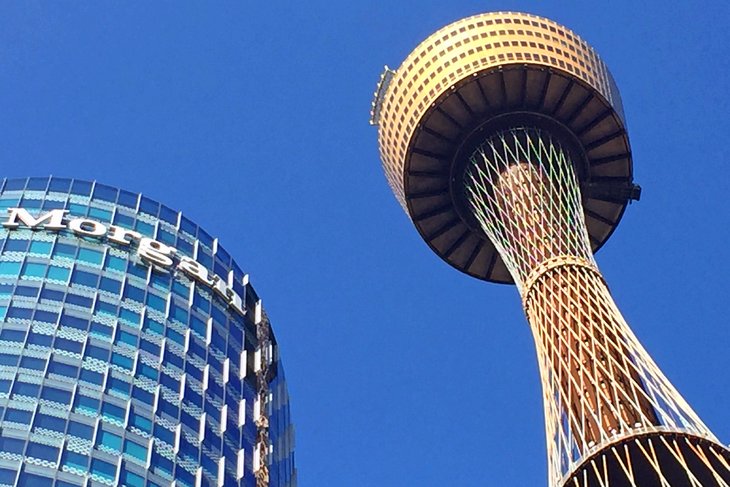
(0, 177), (296, 487)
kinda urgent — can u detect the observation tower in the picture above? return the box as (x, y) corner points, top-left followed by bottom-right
(370, 11), (730, 487)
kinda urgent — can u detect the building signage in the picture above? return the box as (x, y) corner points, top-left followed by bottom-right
(2, 208), (247, 317)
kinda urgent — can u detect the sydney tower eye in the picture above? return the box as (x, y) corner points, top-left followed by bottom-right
(371, 11), (730, 487)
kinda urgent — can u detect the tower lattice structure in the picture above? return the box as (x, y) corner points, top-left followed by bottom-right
(371, 11), (730, 486)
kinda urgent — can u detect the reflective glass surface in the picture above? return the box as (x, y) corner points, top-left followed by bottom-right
(0, 177), (296, 487)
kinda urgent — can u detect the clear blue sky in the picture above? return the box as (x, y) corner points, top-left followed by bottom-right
(0, 2), (729, 486)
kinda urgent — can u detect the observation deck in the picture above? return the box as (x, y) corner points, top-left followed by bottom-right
(372, 11), (640, 283)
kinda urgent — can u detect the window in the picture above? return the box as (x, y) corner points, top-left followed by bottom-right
(28, 241), (52, 255)
(101, 402), (125, 424)
(41, 386), (72, 405)
(78, 247), (103, 266)
(0, 261), (21, 277)
(71, 269), (98, 287)
(21, 262), (46, 278)
(68, 420), (94, 440)
(47, 265), (70, 282)
(90, 458), (117, 483)
(13, 382), (40, 397)
(74, 394), (99, 415)
(129, 409), (152, 434)
(17, 472), (53, 487)
(26, 442), (59, 462)
(123, 438), (148, 461)
(5, 408), (32, 424)
(97, 430), (122, 452)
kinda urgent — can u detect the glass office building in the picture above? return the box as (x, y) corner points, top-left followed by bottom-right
(0, 177), (296, 487)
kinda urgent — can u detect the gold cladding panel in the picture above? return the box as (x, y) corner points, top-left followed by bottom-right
(376, 11), (622, 212)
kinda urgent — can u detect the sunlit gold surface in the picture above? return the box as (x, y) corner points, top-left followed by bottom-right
(373, 11), (633, 282)
(376, 11), (621, 205)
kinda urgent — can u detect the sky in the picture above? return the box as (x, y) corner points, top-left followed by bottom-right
(0, 1), (729, 486)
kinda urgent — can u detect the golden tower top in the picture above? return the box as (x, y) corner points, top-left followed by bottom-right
(372, 11), (639, 283)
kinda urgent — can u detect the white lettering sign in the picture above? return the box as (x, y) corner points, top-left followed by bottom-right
(2, 208), (247, 317)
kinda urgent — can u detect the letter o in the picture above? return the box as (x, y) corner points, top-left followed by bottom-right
(68, 218), (107, 238)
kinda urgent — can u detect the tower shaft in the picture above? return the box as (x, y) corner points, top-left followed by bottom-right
(463, 127), (729, 485)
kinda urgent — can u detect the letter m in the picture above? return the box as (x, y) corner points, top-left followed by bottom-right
(2, 208), (68, 230)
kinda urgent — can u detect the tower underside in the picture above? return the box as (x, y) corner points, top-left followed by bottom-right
(463, 127), (730, 486)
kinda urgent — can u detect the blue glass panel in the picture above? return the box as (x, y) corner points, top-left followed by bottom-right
(48, 360), (78, 378)
(85, 344), (109, 361)
(27, 177), (48, 190)
(119, 308), (140, 326)
(116, 330), (137, 347)
(79, 369), (103, 386)
(49, 177), (71, 192)
(95, 300), (117, 316)
(139, 196), (159, 216)
(67, 203), (88, 217)
(21, 261), (46, 278)
(13, 382), (40, 396)
(17, 472), (53, 487)
(108, 377), (130, 396)
(26, 442), (58, 461)
(123, 283), (144, 302)
(151, 451), (173, 476)
(90, 458), (117, 482)
(157, 228), (176, 245)
(20, 356), (45, 370)
(146, 292), (166, 312)
(123, 439), (147, 461)
(88, 207), (112, 222)
(117, 190), (137, 209)
(143, 317), (163, 336)
(77, 247), (103, 266)
(5, 239), (29, 252)
(0, 329), (25, 342)
(120, 468), (144, 487)
(0, 261), (21, 277)
(99, 276), (121, 294)
(134, 220), (154, 237)
(113, 212), (135, 227)
(34, 309), (59, 323)
(70, 180), (92, 196)
(57, 481), (82, 487)
(28, 241), (52, 255)
(62, 450), (89, 473)
(92, 184), (117, 202)
(19, 198), (41, 209)
(68, 420), (93, 440)
(40, 287), (63, 302)
(74, 394), (99, 414)
(0, 354), (19, 366)
(153, 424), (174, 445)
(5, 408), (32, 424)
(97, 430), (122, 451)
(3, 178), (26, 190)
(55, 337), (82, 354)
(105, 254), (126, 272)
(41, 386), (72, 405)
(47, 265), (70, 282)
(15, 285), (39, 297)
(7, 306), (33, 320)
(71, 269), (98, 287)
(101, 402), (125, 423)
(131, 386), (153, 404)
(129, 410), (152, 433)
(0, 437), (24, 453)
